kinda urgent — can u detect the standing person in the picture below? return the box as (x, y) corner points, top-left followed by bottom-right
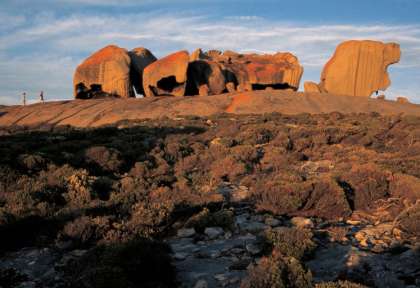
(39, 90), (44, 103)
(22, 92), (27, 106)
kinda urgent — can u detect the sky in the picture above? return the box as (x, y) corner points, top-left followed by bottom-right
(1, 0), (420, 105)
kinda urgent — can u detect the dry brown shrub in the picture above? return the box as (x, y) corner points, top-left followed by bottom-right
(315, 281), (367, 288)
(388, 173), (420, 204)
(241, 249), (312, 288)
(210, 156), (247, 182)
(184, 208), (234, 232)
(265, 227), (316, 260)
(65, 170), (96, 206)
(85, 146), (124, 173)
(394, 202), (420, 240)
(340, 163), (391, 210)
(252, 175), (312, 215)
(298, 177), (352, 220)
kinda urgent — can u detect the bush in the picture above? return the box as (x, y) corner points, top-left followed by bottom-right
(85, 146), (124, 173)
(394, 202), (420, 240)
(241, 249), (312, 288)
(265, 227), (316, 260)
(60, 216), (115, 247)
(253, 176), (312, 216)
(18, 153), (47, 172)
(184, 208), (234, 233)
(340, 164), (390, 210)
(65, 170), (96, 206)
(315, 281), (367, 288)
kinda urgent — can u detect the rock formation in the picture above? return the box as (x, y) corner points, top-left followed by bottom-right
(319, 40), (401, 97)
(397, 96), (409, 104)
(142, 50), (190, 97)
(186, 60), (226, 96)
(129, 47), (157, 95)
(205, 51), (304, 92)
(304, 81), (321, 93)
(73, 45), (134, 99)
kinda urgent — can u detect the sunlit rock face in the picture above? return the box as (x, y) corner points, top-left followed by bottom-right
(142, 50), (190, 97)
(74, 45), (134, 99)
(319, 40), (401, 97)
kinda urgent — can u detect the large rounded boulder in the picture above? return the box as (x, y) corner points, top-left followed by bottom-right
(142, 50), (190, 97)
(74, 45), (134, 99)
(319, 40), (401, 97)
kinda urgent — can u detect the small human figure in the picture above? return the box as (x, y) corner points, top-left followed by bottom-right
(22, 92), (27, 106)
(39, 91), (44, 103)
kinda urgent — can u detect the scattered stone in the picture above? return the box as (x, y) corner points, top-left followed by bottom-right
(264, 217), (281, 227)
(177, 228), (196, 238)
(240, 222), (267, 233)
(214, 273), (228, 282)
(204, 227), (224, 240)
(193, 279), (208, 288)
(174, 252), (188, 261)
(229, 259), (251, 271)
(245, 243), (262, 256)
(346, 220), (362, 225)
(291, 217), (314, 229)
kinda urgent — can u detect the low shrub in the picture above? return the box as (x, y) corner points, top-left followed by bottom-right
(85, 146), (124, 173)
(315, 281), (367, 288)
(184, 208), (234, 233)
(265, 227), (316, 260)
(241, 249), (312, 288)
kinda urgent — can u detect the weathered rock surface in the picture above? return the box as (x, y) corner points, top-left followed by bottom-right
(319, 40), (401, 97)
(143, 50), (190, 97)
(206, 50), (304, 92)
(304, 81), (321, 93)
(73, 45), (134, 99)
(129, 47), (157, 95)
(2, 91), (420, 128)
(186, 60), (226, 96)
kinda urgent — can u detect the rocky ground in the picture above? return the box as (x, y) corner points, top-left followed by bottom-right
(1, 91), (420, 128)
(1, 112), (420, 287)
(2, 203), (419, 287)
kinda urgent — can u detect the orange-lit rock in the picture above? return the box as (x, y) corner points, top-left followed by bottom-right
(319, 40), (401, 97)
(397, 96), (409, 103)
(129, 47), (157, 95)
(304, 81), (321, 93)
(74, 45), (134, 99)
(143, 50), (190, 97)
(207, 51), (304, 92)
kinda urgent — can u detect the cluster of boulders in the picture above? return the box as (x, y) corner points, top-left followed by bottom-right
(73, 40), (401, 100)
(73, 46), (303, 99)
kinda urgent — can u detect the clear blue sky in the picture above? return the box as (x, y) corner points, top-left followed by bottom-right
(1, 0), (420, 104)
